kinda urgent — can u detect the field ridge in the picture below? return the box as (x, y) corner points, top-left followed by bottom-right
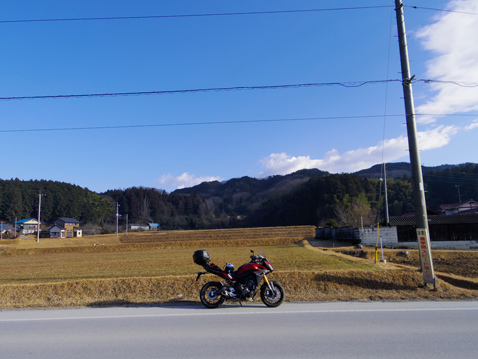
(1, 226), (478, 309)
(119, 226), (316, 244)
(2, 268), (476, 309)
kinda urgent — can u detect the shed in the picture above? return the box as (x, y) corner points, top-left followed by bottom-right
(148, 223), (160, 230)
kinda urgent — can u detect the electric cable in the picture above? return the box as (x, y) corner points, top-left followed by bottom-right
(417, 79), (478, 88)
(1, 79), (476, 102)
(2, 112), (476, 134)
(423, 174), (478, 186)
(0, 6), (394, 24)
(0, 80), (402, 101)
(0, 114), (406, 133)
(3, 5), (476, 25)
(406, 5), (478, 16)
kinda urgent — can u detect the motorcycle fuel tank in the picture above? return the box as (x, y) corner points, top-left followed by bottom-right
(236, 262), (267, 275)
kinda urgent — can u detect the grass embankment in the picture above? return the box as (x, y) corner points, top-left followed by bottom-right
(1, 226), (477, 309)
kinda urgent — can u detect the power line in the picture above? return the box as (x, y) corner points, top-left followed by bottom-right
(3, 5), (475, 26)
(2, 112), (476, 134)
(406, 5), (478, 16)
(415, 113), (478, 117)
(0, 80), (401, 101)
(1, 79), (476, 102)
(423, 174), (478, 186)
(4, 5), (475, 25)
(0, 6), (393, 24)
(0, 115), (406, 133)
(417, 79), (478, 88)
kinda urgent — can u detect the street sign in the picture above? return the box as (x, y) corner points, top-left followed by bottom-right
(417, 228), (436, 285)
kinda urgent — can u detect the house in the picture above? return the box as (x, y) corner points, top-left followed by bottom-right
(0, 223), (13, 235)
(390, 213), (478, 242)
(440, 200), (478, 215)
(53, 217), (82, 238)
(388, 200), (478, 243)
(128, 223), (160, 231)
(16, 218), (40, 234)
(129, 224), (150, 231)
(148, 223), (160, 230)
(45, 225), (65, 238)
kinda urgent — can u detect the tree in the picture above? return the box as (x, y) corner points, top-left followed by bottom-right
(333, 195), (377, 227)
(139, 196), (152, 223)
(4, 184), (23, 221)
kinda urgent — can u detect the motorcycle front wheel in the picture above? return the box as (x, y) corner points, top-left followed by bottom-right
(200, 281), (225, 309)
(260, 280), (285, 307)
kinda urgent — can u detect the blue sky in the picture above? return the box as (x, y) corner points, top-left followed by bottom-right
(1, 0), (477, 193)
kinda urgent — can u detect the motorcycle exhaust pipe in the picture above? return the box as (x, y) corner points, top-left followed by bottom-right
(216, 286), (235, 298)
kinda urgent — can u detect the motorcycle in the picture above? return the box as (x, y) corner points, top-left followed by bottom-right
(193, 248), (285, 308)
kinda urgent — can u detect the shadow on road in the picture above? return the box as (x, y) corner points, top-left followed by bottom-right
(86, 299), (266, 310)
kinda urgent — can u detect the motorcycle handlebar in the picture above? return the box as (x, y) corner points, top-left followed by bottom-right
(250, 254), (265, 263)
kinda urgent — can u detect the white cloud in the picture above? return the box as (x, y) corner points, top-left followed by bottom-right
(415, 0), (478, 122)
(417, 125), (458, 150)
(258, 126), (458, 177)
(465, 119), (478, 131)
(155, 172), (223, 190)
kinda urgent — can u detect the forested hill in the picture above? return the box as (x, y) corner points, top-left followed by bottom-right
(354, 162), (460, 179)
(174, 163), (478, 228)
(104, 169), (330, 229)
(0, 179), (112, 224)
(1, 163), (477, 231)
(353, 162), (478, 209)
(174, 168), (328, 199)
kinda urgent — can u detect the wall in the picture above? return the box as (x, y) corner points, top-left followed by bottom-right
(316, 226), (478, 250)
(360, 227), (398, 247)
(395, 240), (478, 250)
(315, 227), (360, 243)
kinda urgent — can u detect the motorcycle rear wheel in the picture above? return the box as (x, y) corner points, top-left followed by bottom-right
(260, 280), (285, 307)
(200, 281), (225, 309)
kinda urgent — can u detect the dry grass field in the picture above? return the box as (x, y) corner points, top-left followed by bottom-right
(1, 226), (478, 309)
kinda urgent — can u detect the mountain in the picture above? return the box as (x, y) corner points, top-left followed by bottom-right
(174, 168), (328, 201)
(0, 178), (113, 225)
(353, 162), (461, 179)
(173, 169), (329, 225)
(172, 162), (478, 228)
(2, 163), (477, 231)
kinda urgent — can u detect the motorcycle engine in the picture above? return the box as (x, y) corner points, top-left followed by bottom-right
(247, 279), (256, 291)
(241, 279), (257, 298)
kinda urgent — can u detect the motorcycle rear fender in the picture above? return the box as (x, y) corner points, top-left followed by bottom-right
(203, 263), (232, 280)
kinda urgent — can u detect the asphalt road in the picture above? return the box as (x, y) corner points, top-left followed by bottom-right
(1, 301), (477, 359)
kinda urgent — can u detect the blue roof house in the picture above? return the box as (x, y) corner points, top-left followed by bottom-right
(16, 218), (40, 234)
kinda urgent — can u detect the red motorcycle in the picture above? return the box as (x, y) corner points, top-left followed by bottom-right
(193, 248), (285, 308)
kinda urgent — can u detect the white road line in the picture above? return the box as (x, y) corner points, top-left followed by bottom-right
(1, 306), (478, 322)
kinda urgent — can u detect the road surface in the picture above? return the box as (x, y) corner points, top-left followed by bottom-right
(1, 301), (477, 358)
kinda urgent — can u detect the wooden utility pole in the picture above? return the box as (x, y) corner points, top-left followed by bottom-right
(383, 163), (390, 226)
(37, 191), (43, 243)
(126, 214), (129, 235)
(395, 0), (436, 287)
(116, 202), (120, 237)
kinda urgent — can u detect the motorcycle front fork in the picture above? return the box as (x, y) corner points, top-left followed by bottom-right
(263, 274), (275, 292)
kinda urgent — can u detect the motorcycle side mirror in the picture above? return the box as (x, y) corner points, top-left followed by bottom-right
(250, 249), (254, 253)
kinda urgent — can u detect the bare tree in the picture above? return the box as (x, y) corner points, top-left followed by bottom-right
(139, 196), (152, 223)
(334, 198), (376, 227)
